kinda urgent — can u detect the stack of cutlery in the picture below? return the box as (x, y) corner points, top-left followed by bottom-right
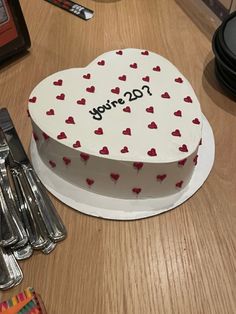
(0, 108), (67, 290)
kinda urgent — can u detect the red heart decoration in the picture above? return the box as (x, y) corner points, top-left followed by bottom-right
(141, 50), (149, 55)
(161, 92), (170, 99)
(33, 132), (38, 141)
(146, 106), (154, 113)
(121, 146), (129, 153)
(63, 157), (71, 165)
(142, 76), (150, 82)
(56, 93), (65, 100)
(110, 173), (120, 181)
(171, 129), (181, 137)
(94, 127), (103, 135)
(156, 174), (167, 181)
(80, 152), (90, 161)
(174, 110), (182, 117)
(122, 128), (131, 136)
(132, 187), (141, 194)
(29, 96), (37, 103)
(119, 75), (126, 81)
(184, 96), (192, 103)
(111, 87), (120, 94)
(147, 148), (157, 157)
(133, 162), (143, 170)
(77, 98), (86, 105)
(42, 132), (49, 140)
(65, 116), (75, 124)
(130, 63), (137, 69)
(46, 109), (55, 115)
(86, 86), (95, 93)
(153, 66), (161, 72)
(57, 132), (67, 140)
(176, 181), (183, 188)
(86, 178), (94, 186)
(49, 160), (56, 168)
(97, 60), (105, 66)
(116, 50), (123, 55)
(99, 146), (109, 155)
(193, 155), (198, 165)
(148, 122), (157, 129)
(175, 77), (183, 83)
(123, 106), (131, 113)
(192, 118), (200, 125)
(53, 79), (63, 86)
(73, 140), (81, 148)
(83, 73), (91, 79)
(178, 158), (187, 166)
(179, 144), (188, 152)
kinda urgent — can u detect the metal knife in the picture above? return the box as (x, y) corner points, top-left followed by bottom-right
(0, 108), (67, 242)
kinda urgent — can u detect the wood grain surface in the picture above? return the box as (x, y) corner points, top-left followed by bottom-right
(0, 0), (236, 313)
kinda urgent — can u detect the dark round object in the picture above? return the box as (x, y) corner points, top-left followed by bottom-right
(214, 58), (236, 97)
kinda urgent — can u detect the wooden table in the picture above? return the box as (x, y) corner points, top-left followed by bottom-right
(1, 1), (236, 313)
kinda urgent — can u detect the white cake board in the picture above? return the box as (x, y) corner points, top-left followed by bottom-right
(30, 115), (214, 220)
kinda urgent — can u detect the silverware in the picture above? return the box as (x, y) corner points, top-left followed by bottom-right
(0, 108), (67, 242)
(0, 247), (14, 290)
(13, 242), (33, 260)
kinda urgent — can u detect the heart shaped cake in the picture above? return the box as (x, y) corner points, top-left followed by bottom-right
(29, 49), (202, 199)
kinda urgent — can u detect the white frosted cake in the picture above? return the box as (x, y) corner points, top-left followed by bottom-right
(28, 49), (202, 199)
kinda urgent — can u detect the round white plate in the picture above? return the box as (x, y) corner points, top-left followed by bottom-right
(30, 115), (215, 220)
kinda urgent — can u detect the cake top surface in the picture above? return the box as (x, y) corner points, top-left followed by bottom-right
(28, 49), (202, 162)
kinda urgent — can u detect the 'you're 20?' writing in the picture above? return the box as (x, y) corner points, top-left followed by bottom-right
(89, 85), (152, 121)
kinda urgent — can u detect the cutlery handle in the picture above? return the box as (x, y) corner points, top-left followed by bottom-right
(22, 165), (67, 242)
(11, 168), (48, 250)
(0, 247), (15, 290)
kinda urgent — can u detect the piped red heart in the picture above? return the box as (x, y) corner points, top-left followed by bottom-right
(49, 160), (56, 168)
(73, 140), (81, 148)
(192, 118), (200, 125)
(179, 144), (188, 152)
(53, 79), (63, 86)
(116, 50), (123, 55)
(130, 63), (137, 69)
(147, 148), (157, 157)
(65, 116), (75, 124)
(175, 77), (183, 83)
(174, 110), (182, 117)
(184, 96), (192, 103)
(122, 128), (131, 136)
(142, 76), (150, 82)
(83, 73), (91, 79)
(156, 174), (167, 182)
(133, 162), (143, 170)
(97, 60), (105, 66)
(146, 106), (154, 113)
(153, 66), (161, 72)
(178, 158), (187, 166)
(148, 122), (157, 129)
(94, 127), (103, 135)
(121, 146), (129, 153)
(77, 98), (86, 105)
(80, 152), (90, 161)
(42, 132), (49, 140)
(86, 178), (94, 186)
(110, 173), (120, 181)
(176, 181), (183, 188)
(56, 93), (65, 100)
(86, 86), (95, 93)
(141, 50), (149, 55)
(46, 109), (55, 115)
(99, 146), (109, 155)
(29, 96), (37, 103)
(119, 75), (126, 81)
(63, 157), (71, 165)
(193, 155), (198, 165)
(123, 106), (131, 113)
(171, 129), (181, 137)
(132, 187), (141, 195)
(111, 87), (120, 94)
(57, 132), (67, 140)
(161, 92), (170, 99)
